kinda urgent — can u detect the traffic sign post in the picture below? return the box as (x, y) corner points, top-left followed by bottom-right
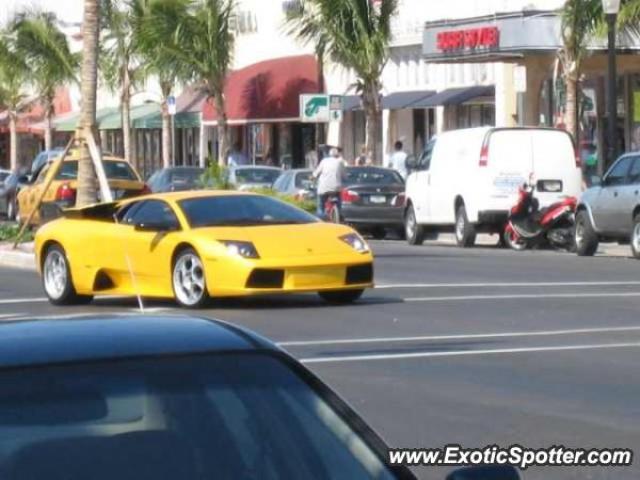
(167, 95), (177, 116)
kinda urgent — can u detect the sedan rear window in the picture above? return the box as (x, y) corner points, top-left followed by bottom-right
(234, 168), (281, 184)
(0, 354), (395, 480)
(56, 161), (139, 181)
(345, 168), (403, 186)
(179, 195), (318, 227)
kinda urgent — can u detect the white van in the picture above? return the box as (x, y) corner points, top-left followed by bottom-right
(404, 127), (583, 247)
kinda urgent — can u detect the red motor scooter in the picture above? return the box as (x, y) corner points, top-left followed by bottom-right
(504, 183), (577, 251)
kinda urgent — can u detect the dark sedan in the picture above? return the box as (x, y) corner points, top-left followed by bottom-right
(147, 166), (205, 193)
(0, 171), (29, 220)
(339, 167), (405, 239)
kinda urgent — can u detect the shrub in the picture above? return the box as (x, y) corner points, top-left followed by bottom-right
(0, 223), (33, 243)
(245, 187), (316, 214)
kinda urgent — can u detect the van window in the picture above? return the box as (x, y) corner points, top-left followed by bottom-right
(419, 139), (435, 170)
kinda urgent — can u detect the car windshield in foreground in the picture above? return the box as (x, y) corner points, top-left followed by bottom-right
(345, 168), (403, 186)
(235, 168), (281, 184)
(0, 353), (395, 480)
(56, 161), (138, 181)
(179, 195), (318, 227)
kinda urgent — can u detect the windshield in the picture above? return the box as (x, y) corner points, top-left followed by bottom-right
(56, 161), (139, 181)
(295, 171), (313, 189)
(179, 195), (318, 227)
(345, 168), (403, 186)
(168, 169), (203, 187)
(235, 168), (281, 184)
(0, 353), (395, 480)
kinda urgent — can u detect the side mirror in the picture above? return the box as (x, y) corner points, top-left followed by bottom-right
(446, 465), (520, 480)
(134, 221), (176, 232)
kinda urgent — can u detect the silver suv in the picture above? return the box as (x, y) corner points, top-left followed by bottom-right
(575, 153), (640, 258)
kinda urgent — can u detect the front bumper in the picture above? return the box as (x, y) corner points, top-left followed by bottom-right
(205, 254), (374, 297)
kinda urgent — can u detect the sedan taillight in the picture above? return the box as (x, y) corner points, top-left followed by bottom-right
(341, 189), (360, 204)
(55, 182), (76, 202)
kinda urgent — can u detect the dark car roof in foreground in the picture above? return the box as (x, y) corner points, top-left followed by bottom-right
(0, 315), (275, 369)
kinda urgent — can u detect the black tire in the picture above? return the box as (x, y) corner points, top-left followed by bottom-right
(329, 205), (341, 224)
(172, 248), (210, 308)
(575, 210), (598, 256)
(630, 214), (640, 259)
(455, 205), (476, 248)
(6, 196), (15, 221)
(319, 289), (364, 304)
(405, 205), (425, 245)
(42, 244), (93, 306)
(370, 227), (386, 240)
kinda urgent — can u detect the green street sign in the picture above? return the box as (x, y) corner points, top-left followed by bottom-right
(300, 94), (330, 122)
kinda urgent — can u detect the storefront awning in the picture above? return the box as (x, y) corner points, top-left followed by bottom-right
(409, 86), (495, 108)
(0, 88), (72, 135)
(202, 55), (321, 125)
(382, 90), (435, 110)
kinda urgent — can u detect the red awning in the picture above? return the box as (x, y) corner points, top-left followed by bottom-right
(202, 55), (321, 125)
(0, 87), (72, 135)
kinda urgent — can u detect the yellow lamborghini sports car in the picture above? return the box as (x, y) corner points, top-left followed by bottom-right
(35, 191), (374, 308)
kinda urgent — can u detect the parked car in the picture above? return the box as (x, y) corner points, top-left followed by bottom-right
(404, 127), (582, 247)
(0, 171), (30, 220)
(272, 168), (315, 199)
(575, 152), (640, 258)
(337, 166), (405, 239)
(147, 166), (204, 193)
(0, 168), (10, 185)
(30, 148), (64, 175)
(17, 150), (148, 225)
(227, 165), (282, 190)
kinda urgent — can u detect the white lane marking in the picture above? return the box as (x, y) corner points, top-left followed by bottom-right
(278, 325), (640, 347)
(0, 297), (48, 305)
(404, 292), (640, 302)
(300, 342), (640, 364)
(0, 313), (19, 319)
(376, 281), (640, 289)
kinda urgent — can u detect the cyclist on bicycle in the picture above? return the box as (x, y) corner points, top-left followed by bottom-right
(312, 147), (346, 219)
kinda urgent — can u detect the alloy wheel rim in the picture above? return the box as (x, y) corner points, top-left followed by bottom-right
(43, 250), (67, 300)
(406, 211), (416, 238)
(455, 214), (464, 240)
(575, 220), (585, 248)
(173, 254), (205, 306)
(633, 224), (640, 253)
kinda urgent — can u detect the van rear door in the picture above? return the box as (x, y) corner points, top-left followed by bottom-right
(487, 129), (533, 201)
(530, 129), (582, 205)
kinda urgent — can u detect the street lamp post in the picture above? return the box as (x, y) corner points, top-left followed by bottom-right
(603, 0), (621, 167)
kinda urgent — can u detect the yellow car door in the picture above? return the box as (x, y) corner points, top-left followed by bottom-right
(21, 163), (52, 223)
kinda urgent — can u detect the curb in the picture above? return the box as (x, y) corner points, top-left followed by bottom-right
(0, 244), (36, 271)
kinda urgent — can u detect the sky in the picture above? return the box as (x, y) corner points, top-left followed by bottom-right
(0, 0), (85, 26)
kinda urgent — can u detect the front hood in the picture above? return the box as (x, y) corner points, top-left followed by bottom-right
(194, 222), (365, 258)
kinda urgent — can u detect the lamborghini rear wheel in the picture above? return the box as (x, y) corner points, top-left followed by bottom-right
(42, 244), (93, 305)
(172, 248), (209, 308)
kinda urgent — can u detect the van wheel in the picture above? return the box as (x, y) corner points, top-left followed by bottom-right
(405, 205), (424, 245)
(575, 211), (598, 256)
(455, 205), (476, 248)
(630, 215), (640, 259)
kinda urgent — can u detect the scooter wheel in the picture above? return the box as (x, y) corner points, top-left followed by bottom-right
(504, 230), (528, 251)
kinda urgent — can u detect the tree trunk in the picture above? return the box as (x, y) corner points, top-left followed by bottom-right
(214, 92), (229, 166)
(122, 69), (132, 163)
(9, 112), (18, 171)
(161, 102), (172, 168)
(315, 47), (326, 148)
(76, 0), (100, 207)
(44, 99), (53, 151)
(362, 83), (381, 164)
(565, 74), (579, 144)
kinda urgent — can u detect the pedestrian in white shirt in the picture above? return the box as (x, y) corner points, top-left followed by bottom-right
(313, 147), (346, 218)
(387, 141), (408, 179)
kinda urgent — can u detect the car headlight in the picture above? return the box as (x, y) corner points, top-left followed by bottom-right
(220, 240), (260, 259)
(340, 233), (370, 253)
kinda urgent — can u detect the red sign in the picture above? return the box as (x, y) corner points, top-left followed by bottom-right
(437, 27), (499, 52)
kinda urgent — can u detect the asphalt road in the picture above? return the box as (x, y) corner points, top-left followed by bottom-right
(1, 241), (640, 480)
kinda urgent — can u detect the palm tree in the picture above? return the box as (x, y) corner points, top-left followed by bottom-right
(134, 0), (189, 168)
(287, 0), (397, 164)
(139, 0), (235, 165)
(76, 0), (101, 206)
(101, 0), (144, 163)
(285, 1), (328, 148)
(0, 34), (29, 171)
(560, 0), (640, 145)
(11, 11), (78, 151)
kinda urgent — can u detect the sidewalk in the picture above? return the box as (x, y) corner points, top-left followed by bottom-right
(0, 242), (36, 270)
